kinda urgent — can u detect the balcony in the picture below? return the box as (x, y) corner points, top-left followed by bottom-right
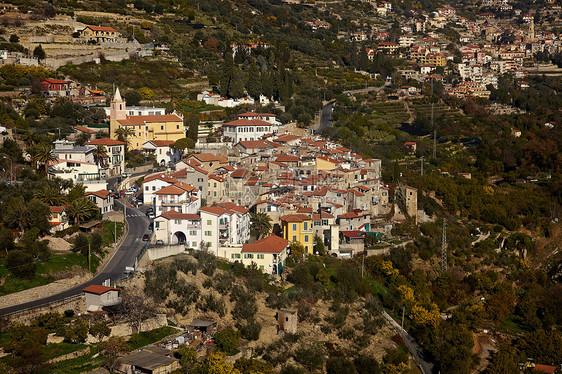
(219, 223), (229, 230)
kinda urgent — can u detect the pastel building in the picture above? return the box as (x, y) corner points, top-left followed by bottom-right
(281, 214), (313, 254)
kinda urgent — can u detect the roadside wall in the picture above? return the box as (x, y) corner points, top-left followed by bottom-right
(147, 245), (186, 261)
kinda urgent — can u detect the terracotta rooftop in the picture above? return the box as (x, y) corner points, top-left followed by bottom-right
(117, 114), (183, 126)
(280, 214), (312, 222)
(242, 235), (288, 254)
(88, 138), (126, 146)
(85, 189), (111, 199)
(83, 285), (119, 294)
(159, 210), (200, 220)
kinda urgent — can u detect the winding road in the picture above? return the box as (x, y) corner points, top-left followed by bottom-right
(0, 200), (149, 317)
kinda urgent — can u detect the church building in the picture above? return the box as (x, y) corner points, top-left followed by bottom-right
(109, 88), (185, 150)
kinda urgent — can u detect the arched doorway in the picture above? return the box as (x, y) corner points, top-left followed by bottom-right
(172, 231), (186, 244)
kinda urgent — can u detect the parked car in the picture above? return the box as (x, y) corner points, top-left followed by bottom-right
(142, 234), (150, 241)
(148, 222), (153, 231)
(156, 240), (164, 245)
(123, 172), (132, 178)
(147, 212), (155, 219)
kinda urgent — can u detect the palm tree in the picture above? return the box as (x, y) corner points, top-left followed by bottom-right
(93, 145), (108, 167)
(34, 186), (64, 206)
(250, 212), (272, 239)
(66, 196), (99, 225)
(114, 126), (135, 152)
(33, 143), (56, 175)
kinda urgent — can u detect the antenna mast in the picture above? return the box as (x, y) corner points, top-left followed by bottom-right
(441, 218), (447, 273)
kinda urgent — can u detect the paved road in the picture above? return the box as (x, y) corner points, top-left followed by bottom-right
(0, 200), (150, 317)
(381, 310), (435, 374)
(315, 100), (335, 134)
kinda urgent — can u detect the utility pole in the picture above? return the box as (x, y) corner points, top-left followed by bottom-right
(420, 156), (424, 176)
(441, 219), (447, 273)
(88, 241), (91, 273)
(401, 306), (405, 329)
(431, 78), (436, 159)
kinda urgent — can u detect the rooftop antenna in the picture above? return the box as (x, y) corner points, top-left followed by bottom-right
(441, 218), (447, 273)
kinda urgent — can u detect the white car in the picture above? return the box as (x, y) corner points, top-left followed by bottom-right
(125, 189), (135, 195)
(123, 172), (132, 178)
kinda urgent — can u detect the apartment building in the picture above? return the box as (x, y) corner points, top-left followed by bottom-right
(281, 214), (314, 254)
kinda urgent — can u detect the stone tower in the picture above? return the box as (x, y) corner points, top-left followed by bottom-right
(109, 87), (126, 139)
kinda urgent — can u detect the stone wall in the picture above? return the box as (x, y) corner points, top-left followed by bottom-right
(6, 295), (86, 324)
(110, 314), (168, 337)
(147, 245), (187, 261)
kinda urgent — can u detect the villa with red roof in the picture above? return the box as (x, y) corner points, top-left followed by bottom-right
(87, 138), (126, 177)
(83, 285), (121, 312)
(40, 79), (72, 97)
(153, 181), (200, 215)
(199, 203), (250, 256)
(85, 189), (114, 215)
(80, 25), (120, 43)
(153, 210), (201, 246)
(238, 234), (288, 274)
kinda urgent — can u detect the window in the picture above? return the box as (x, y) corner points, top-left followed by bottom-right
(198, 178), (203, 182)
(231, 253), (241, 259)
(160, 126), (164, 130)
(304, 235), (309, 243)
(205, 231), (212, 236)
(189, 230), (196, 236)
(174, 219), (181, 224)
(257, 254), (264, 259)
(145, 186), (149, 191)
(292, 235), (297, 242)
(303, 222), (308, 230)
(244, 254), (254, 259)
(192, 241), (197, 247)
(292, 224), (297, 231)
(207, 220), (212, 225)
(176, 125), (180, 130)
(152, 186), (156, 191)
(155, 222), (160, 229)
(259, 265), (264, 270)
(322, 219), (328, 226)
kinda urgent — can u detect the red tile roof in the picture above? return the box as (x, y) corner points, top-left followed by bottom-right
(192, 153), (228, 163)
(231, 168), (249, 178)
(83, 285), (119, 294)
(143, 174), (177, 184)
(216, 202), (248, 214)
(49, 206), (64, 213)
(84, 25), (117, 32)
(245, 177), (259, 186)
(75, 126), (96, 134)
(238, 140), (272, 149)
(147, 140), (174, 147)
(88, 138), (126, 146)
(280, 214), (311, 222)
(159, 210), (200, 220)
(154, 185), (185, 195)
(534, 364), (558, 374)
(341, 230), (365, 238)
(276, 154), (300, 163)
(242, 234), (288, 253)
(85, 190), (111, 199)
(117, 114), (183, 126)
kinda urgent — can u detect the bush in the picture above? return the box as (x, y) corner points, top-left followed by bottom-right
(326, 356), (356, 374)
(6, 250), (36, 279)
(213, 326), (241, 355)
(293, 341), (327, 371)
(238, 319), (261, 341)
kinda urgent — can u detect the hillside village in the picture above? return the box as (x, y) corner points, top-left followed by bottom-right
(0, 0), (560, 373)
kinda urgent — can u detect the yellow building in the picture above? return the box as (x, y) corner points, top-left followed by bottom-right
(109, 88), (185, 150)
(80, 25), (120, 43)
(281, 214), (313, 254)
